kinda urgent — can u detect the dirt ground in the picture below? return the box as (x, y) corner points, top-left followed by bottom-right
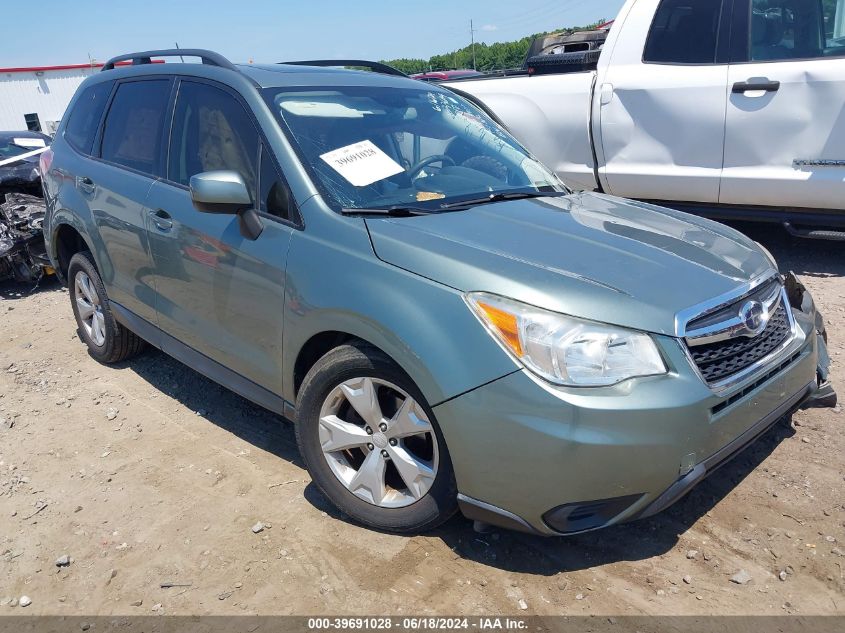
(0, 222), (842, 617)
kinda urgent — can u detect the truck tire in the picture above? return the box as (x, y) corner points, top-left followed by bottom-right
(68, 251), (146, 364)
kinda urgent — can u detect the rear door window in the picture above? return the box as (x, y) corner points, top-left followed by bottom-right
(167, 80), (259, 197)
(64, 81), (113, 155)
(749, 0), (845, 61)
(100, 79), (171, 176)
(644, 0), (724, 63)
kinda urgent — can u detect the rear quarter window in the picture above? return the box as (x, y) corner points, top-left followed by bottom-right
(64, 81), (113, 155)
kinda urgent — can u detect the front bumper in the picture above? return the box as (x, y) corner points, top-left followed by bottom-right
(435, 285), (826, 536)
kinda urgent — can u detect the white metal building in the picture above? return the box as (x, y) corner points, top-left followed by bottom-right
(0, 62), (111, 135)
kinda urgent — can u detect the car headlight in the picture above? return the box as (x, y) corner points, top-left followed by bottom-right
(466, 292), (667, 387)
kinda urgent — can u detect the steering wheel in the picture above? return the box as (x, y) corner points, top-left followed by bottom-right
(408, 154), (456, 178)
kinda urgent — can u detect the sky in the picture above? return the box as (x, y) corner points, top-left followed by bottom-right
(1, 0), (626, 68)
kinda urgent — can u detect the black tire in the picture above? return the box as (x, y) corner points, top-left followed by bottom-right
(295, 343), (458, 533)
(67, 251), (145, 364)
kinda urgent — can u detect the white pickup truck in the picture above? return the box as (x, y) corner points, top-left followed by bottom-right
(445, 0), (845, 238)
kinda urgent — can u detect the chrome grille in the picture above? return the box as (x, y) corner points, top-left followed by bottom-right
(687, 302), (792, 385)
(679, 273), (797, 388)
(685, 278), (781, 333)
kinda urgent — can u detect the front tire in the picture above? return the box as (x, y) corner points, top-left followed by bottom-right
(296, 343), (457, 533)
(68, 252), (145, 364)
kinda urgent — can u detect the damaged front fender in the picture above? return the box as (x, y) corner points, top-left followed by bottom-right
(786, 271), (838, 409)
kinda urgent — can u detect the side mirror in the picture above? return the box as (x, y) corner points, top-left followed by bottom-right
(189, 170), (263, 240)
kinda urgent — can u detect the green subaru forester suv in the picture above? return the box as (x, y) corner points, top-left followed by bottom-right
(41, 50), (835, 535)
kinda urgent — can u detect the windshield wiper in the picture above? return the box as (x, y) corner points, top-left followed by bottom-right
(339, 191), (567, 216)
(438, 190), (567, 210)
(340, 205), (431, 217)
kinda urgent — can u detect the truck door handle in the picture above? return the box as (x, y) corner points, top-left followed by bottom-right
(76, 176), (96, 194)
(600, 83), (614, 105)
(732, 79), (780, 94)
(149, 209), (173, 231)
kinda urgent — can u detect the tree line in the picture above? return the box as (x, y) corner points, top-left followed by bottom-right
(382, 21), (605, 74)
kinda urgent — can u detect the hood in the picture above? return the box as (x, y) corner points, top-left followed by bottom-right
(365, 192), (773, 336)
(0, 161), (40, 187)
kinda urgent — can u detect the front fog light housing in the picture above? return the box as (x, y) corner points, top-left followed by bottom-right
(466, 292), (667, 387)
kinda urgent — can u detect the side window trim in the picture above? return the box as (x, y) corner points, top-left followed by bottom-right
(730, 0), (752, 62)
(716, 0), (737, 63)
(257, 143), (302, 227)
(641, 0), (732, 66)
(93, 76), (174, 178)
(159, 78), (181, 182)
(91, 83), (118, 159)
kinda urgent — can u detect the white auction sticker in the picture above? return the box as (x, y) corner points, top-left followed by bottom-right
(13, 137), (46, 148)
(320, 140), (404, 187)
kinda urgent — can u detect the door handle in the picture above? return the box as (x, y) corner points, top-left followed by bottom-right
(76, 176), (96, 194)
(732, 79), (780, 94)
(600, 83), (614, 105)
(149, 209), (173, 231)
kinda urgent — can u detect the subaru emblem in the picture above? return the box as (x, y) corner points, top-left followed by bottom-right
(739, 300), (767, 337)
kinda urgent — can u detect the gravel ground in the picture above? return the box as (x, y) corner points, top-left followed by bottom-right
(0, 222), (842, 616)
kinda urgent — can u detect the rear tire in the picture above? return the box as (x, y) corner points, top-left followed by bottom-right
(295, 343), (458, 533)
(68, 251), (145, 364)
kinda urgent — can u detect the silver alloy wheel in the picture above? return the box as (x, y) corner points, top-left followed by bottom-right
(74, 271), (106, 347)
(318, 377), (439, 508)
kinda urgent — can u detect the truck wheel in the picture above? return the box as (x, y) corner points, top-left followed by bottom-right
(295, 343), (458, 533)
(68, 252), (145, 364)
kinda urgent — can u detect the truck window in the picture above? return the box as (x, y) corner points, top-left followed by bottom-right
(644, 0), (724, 64)
(749, 0), (845, 60)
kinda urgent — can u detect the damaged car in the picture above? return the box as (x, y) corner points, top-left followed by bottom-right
(0, 131), (52, 282)
(0, 131), (51, 197)
(0, 193), (51, 283)
(42, 50), (836, 535)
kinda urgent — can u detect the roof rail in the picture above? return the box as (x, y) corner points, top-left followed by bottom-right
(101, 49), (237, 72)
(281, 59), (407, 77)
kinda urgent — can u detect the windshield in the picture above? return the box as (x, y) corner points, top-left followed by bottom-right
(264, 85), (567, 211)
(0, 141), (36, 160)
(0, 136), (47, 163)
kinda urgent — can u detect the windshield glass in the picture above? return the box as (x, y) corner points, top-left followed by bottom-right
(0, 140), (38, 160)
(264, 85), (567, 211)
